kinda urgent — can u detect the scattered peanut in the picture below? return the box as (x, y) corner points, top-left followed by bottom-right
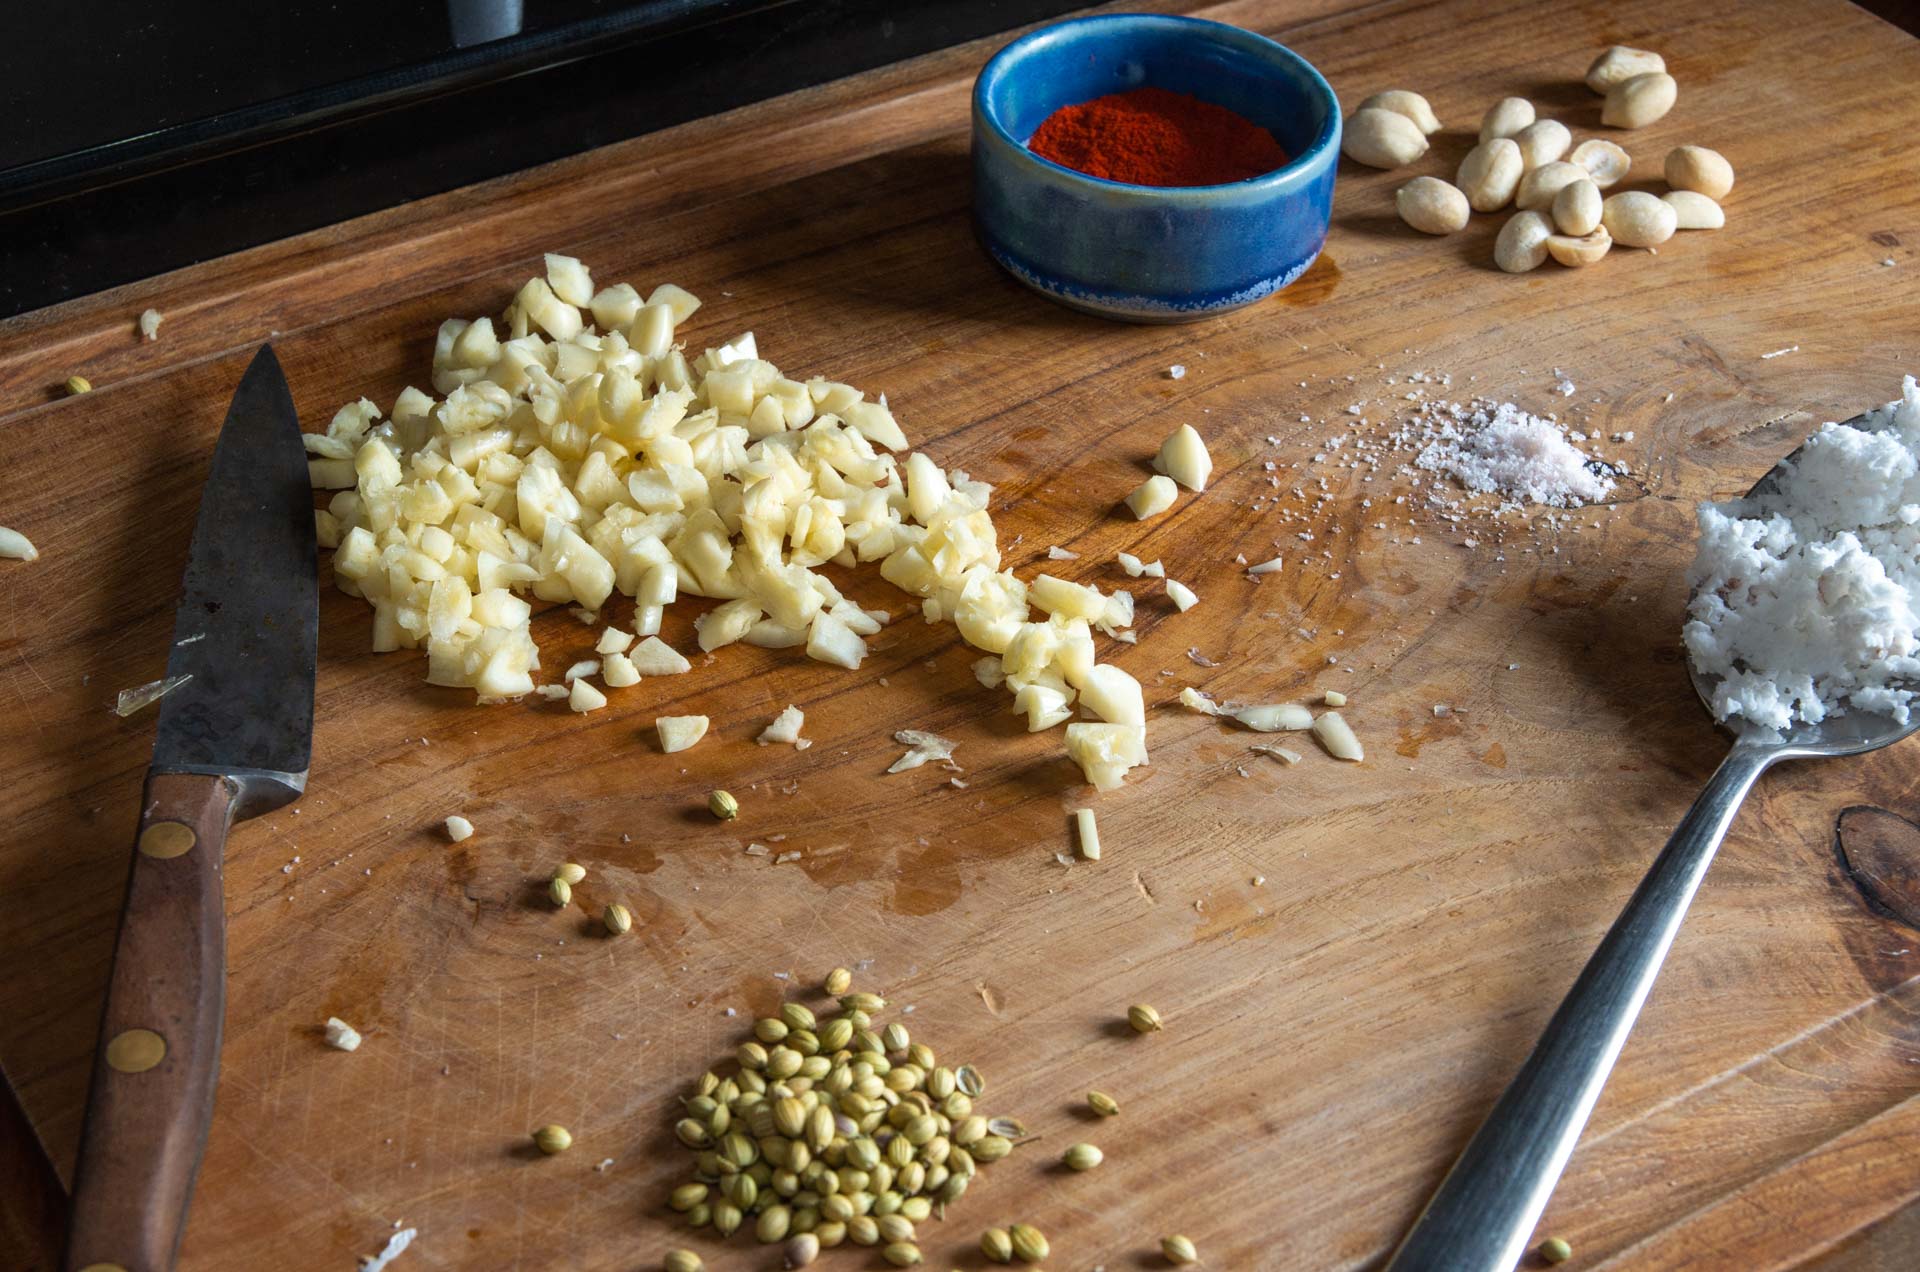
(1664, 145), (1734, 199)
(1602, 190), (1678, 247)
(1344, 107), (1429, 168)
(1479, 96), (1536, 142)
(1603, 72), (1677, 128)
(1515, 161), (1586, 212)
(1551, 178), (1603, 236)
(1546, 227), (1612, 267)
(1511, 119), (1571, 170)
(1494, 210), (1554, 274)
(1662, 190), (1725, 229)
(1457, 138), (1524, 212)
(1569, 139), (1631, 188)
(1357, 89), (1442, 135)
(1395, 176), (1471, 235)
(1586, 45), (1666, 94)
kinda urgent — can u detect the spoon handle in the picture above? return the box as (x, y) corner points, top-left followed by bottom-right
(1387, 743), (1774, 1272)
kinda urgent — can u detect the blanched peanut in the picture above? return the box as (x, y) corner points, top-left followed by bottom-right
(1662, 190), (1724, 229)
(1515, 161), (1585, 212)
(1480, 97), (1536, 142)
(1457, 138), (1524, 212)
(1512, 120), (1571, 170)
(1664, 145), (1734, 199)
(1358, 90), (1442, 135)
(1569, 139), (1631, 188)
(1602, 191), (1677, 247)
(1396, 177), (1471, 235)
(1494, 210), (1554, 273)
(1546, 227), (1611, 267)
(1344, 108), (1428, 168)
(1603, 73), (1677, 128)
(1585, 46), (1666, 94)
(1552, 178), (1602, 236)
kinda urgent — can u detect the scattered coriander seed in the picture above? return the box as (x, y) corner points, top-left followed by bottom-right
(956, 1065), (985, 1097)
(1128, 1003), (1164, 1033)
(755, 1017), (789, 1044)
(685, 1202), (711, 1229)
(985, 1117), (1025, 1139)
(1088, 1090), (1120, 1117)
(1162, 1234), (1199, 1265)
(713, 1201), (744, 1236)
(882, 1242), (922, 1266)
(1009, 1223), (1049, 1263)
(814, 1220), (846, 1248)
(848, 1215), (880, 1246)
(555, 861), (586, 885)
(971, 1135), (1012, 1162)
(64, 375), (92, 396)
(841, 992), (887, 1012)
(532, 1124), (572, 1155)
(547, 876), (572, 907)
(709, 789), (740, 820)
(981, 1228), (1014, 1263)
(785, 1232), (820, 1267)
(1539, 1237), (1573, 1264)
(781, 1001), (817, 1032)
(1063, 1142), (1103, 1171)
(878, 1214), (916, 1243)
(883, 1022), (911, 1052)
(825, 966), (852, 995)
(757, 1203), (793, 1243)
(664, 1250), (702, 1272)
(604, 903), (633, 934)
(669, 1182), (709, 1211)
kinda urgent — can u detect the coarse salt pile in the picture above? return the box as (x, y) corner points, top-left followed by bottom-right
(1685, 376), (1920, 733)
(1410, 399), (1615, 508)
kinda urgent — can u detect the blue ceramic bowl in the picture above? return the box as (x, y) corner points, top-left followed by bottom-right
(972, 14), (1340, 322)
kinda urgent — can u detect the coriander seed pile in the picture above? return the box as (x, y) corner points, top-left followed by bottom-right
(666, 974), (1022, 1261)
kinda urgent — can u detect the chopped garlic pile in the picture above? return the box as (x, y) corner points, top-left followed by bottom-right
(315, 257), (1148, 790)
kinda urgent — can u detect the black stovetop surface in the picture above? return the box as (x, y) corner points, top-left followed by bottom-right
(0, 0), (1086, 318)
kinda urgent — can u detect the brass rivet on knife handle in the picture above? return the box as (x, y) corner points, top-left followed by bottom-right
(104, 1029), (167, 1074)
(138, 821), (196, 859)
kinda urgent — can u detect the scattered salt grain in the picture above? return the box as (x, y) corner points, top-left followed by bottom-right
(1047, 545), (1079, 560)
(324, 1017), (363, 1051)
(359, 1228), (416, 1272)
(1760, 345), (1800, 360)
(1167, 365), (1187, 380)
(138, 308), (163, 341)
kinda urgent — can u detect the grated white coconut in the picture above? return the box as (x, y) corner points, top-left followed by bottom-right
(1685, 376), (1920, 733)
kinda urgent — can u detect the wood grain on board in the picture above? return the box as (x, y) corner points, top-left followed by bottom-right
(1, 0), (1918, 1267)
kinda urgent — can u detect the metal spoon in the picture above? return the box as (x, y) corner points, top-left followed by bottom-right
(1388, 416), (1916, 1272)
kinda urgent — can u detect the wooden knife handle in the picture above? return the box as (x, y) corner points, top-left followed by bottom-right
(65, 772), (235, 1272)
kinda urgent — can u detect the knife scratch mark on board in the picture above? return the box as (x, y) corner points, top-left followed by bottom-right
(1133, 871), (1156, 905)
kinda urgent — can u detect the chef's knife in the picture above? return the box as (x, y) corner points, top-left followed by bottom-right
(65, 345), (317, 1272)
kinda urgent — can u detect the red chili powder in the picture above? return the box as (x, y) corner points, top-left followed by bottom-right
(1026, 86), (1289, 187)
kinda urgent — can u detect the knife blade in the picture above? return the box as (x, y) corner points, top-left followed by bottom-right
(66, 344), (318, 1272)
(151, 344), (317, 814)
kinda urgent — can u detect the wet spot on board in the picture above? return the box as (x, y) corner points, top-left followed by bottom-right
(1274, 254), (1340, 307)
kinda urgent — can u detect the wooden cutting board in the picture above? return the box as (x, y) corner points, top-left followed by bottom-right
(2, 0), (1918, 1267)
